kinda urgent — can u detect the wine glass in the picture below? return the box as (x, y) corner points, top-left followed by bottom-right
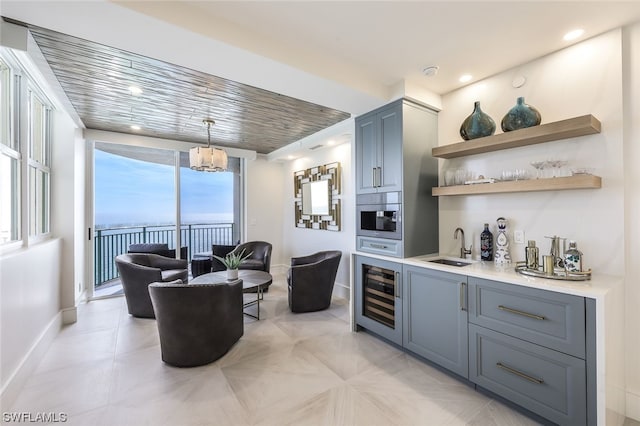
(549, 160), (568, 177)
(530, 161), (545, 179)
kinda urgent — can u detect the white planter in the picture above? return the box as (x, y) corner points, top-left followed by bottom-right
(227, 269), (239, 280)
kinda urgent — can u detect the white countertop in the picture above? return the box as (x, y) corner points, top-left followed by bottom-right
(354, 251), (622, 299)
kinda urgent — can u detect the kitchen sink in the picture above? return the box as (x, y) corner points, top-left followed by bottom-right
(428, 258), (471, 267)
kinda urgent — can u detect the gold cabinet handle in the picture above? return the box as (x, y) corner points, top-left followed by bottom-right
(498, 305), (546, 321)
(496, 362), (544, 384)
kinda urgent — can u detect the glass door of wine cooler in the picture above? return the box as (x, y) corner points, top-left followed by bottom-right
(354, 255), (403, 345)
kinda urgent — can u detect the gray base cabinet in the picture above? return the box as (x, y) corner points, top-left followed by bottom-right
(354, 255), (403, 346)
(468, 277), (593, 426)
(469, 324), (586, 425)
(355, 263), (596, 425)
(402, 266), (469, 378)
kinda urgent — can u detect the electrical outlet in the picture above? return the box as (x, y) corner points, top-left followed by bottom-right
(514, 229), (525, 244)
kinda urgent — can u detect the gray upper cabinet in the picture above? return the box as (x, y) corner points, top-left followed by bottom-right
(355, 99), (439, 258)
(355, 102), (402, 194)
(403, 266), (469, 378)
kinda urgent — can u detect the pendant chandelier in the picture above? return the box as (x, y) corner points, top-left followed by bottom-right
(189, 119), (228, 172)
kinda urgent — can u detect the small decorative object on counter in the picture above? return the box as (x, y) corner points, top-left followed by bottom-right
(460, 101), (496, 140)
(525, 240), (539, 269)
(564, 240), (583, 272)
(494, 217), (511, 264)
(480, 223), (494, 261)
(501, 96), (542, 131)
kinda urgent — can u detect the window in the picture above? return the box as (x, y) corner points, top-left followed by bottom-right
(28, 89), (51, 236)
(0, 58), (20, 244)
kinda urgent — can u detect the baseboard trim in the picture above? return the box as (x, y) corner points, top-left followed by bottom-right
(0, 310), (63, 411)
(61, 306), (77, 325)
(334, 282), (350, 301)
(627, 390), (640, 421)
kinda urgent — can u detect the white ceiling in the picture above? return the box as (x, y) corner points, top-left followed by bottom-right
(3, 1), (640, 150)
(115, 1), (640, 97)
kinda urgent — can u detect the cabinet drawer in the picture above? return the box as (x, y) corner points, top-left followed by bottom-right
(468, 278), (585, 358)
(470, 325), (586, 426)
(357, 236), (402, 257)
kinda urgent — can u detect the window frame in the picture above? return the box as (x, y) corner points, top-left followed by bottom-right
(0, 55), (21, 247)
(27, 84), (52, 239)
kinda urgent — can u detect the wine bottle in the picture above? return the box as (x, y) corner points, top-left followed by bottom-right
(480, 223), (493, 261)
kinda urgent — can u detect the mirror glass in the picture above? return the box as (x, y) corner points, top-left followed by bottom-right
(302, 180), (330, 215)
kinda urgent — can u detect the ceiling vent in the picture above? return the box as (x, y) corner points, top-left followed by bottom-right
(308, 144), (324, 150)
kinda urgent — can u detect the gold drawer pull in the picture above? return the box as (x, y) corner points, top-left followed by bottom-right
(496, 362), (544, 384)
(498, 305), (546, 321)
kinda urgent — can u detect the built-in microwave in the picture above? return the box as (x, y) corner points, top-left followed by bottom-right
(356, 192), (402, 240)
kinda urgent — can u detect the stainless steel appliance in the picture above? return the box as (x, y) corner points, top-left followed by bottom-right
(356, 192), (401, 240)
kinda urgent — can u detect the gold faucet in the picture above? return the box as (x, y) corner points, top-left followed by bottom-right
(454, 228), (472, 259)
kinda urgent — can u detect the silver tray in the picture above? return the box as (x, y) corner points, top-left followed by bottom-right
(514, 262), (591, 281)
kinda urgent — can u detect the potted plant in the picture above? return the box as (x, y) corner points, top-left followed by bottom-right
(213, 249), (253, 280)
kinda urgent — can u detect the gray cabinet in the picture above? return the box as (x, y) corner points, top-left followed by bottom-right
(355, 98), (439, 258)
(469, 325), (586, 426)
(354, 255), (403, 346)
(356, 265), (597, 425)
(355, 102), (402, 194)
(403, 266), (468, 378)
(468, 277), (586, 358)
(468, 277), (593, 426)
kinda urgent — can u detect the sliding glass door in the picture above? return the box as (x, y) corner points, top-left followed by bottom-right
(91, 142), (241, 298)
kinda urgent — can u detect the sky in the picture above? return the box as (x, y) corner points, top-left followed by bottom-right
(94, 148), (234, 228)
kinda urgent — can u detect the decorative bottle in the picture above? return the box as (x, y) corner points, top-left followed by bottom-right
(501, 97), (542, 131)
(525, 240), (539, 269)
(564, 240), (583, 272)
(460, 101), (496, 140)
(494, 217), (511, 264)
(480, 223), (493, 261)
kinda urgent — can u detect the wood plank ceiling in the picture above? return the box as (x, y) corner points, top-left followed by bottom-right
(24, 23), (350, 154)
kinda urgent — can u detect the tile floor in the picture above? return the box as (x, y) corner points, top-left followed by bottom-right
(8, 271), (638, 426)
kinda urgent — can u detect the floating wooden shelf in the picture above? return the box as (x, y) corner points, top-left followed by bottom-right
(432, 115), (601, 159)
(432, 175), (602, 196)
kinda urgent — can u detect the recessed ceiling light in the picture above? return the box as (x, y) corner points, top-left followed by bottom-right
(287, 155), (295, 160)
(459, 74), (472, 83)
(327, 140), (335, 146)
(563, 29), (584, 41)
(423, 66), (439, 76)
(128, 86), (143, 95)
(130, 125), (141, 131)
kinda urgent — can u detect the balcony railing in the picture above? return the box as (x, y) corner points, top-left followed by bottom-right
(94, 223), (234, 288)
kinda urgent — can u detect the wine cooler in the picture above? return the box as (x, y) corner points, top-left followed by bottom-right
(355, 255), (403, 345)
(363, 265), (396, 327)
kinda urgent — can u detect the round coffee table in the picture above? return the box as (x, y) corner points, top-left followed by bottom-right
(190, 270), (272, 320)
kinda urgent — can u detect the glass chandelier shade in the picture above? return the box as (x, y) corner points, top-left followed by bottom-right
(189, 119), (228, 172)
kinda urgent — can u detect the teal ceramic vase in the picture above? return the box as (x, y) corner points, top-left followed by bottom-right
(460, 101), (496, 140)
(501, 97), (541, 131)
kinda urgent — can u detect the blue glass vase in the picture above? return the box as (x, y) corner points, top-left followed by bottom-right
(501, 97), (541, 132)
(460, 101), (496, 140)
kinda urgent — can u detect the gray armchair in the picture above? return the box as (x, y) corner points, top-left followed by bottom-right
(149, 279), (243, 367)
(287, 250), (342, 313)
(128, 243), (188, 260)
(232, 241), (272, 272)
(115, 253), (189, 318)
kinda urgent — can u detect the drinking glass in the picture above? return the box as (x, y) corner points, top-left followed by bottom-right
(530, 161), (545, 179)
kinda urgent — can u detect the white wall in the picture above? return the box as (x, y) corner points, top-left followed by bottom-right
(438, 30), (624, 277)
(623, 22), (640, 421)
(51, 110), (83, 318)
(244, 155), (285, 268)
(0, 75), (80, 408)
(281, 142), (354, 299)
(438, 28), (637, 420)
